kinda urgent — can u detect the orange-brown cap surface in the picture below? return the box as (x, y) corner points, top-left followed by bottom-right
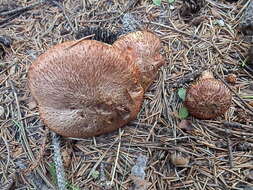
(113, 31), (165, 90)
(28, 40), (144, 138)
(184, 73), (232, 119)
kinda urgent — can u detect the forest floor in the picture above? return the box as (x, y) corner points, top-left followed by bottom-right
(1, 0), (253, 189)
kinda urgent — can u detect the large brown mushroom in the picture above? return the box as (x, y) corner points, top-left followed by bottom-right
(28, 31), (164, 138)
(113, 31), (164, 90)
(28, 40), (144, 138)
(184, 71), (232, 119)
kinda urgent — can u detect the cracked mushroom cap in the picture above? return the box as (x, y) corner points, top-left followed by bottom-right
(184, 71), (232, 119)
(28, 40), (144, 138)
(113, 31), (165, 90)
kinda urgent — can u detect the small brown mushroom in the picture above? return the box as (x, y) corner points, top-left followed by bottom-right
(184, 71), (232, 119)
(113, 31), (165, 90)
(28, 40), (144, 138)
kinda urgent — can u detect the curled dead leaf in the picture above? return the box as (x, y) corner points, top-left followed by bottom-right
(170, 152), (190, 167)
(178, 120), (194, 131)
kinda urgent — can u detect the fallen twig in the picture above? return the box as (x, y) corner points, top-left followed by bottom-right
(52, 132), (66, 190)
(225, 129), (234, 169)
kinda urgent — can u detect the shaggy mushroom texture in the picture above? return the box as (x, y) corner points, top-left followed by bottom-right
(113, 31), (164, 90)
(184, 71), (232, 119)
(28, 40), (144, 138)
(28, 31), (164, 138)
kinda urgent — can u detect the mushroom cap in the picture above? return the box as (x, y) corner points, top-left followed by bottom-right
(184, 78), (232, 119)
(28, 40), (144, 138)
(113, 31), (165, 90)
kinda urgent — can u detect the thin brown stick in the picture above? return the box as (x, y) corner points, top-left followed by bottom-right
(225, 129), (234, 169)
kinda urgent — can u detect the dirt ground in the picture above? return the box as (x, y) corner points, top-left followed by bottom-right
(1, 0), (253, 189)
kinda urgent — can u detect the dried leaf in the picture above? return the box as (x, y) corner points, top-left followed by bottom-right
(178, 120), (194, 131)
(170, 153), (190, 167)
(62, 149), (71, 168)
(13, 147), (23, 158)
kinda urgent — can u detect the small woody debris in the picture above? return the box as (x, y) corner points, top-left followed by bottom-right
(130, 154), (151, 190)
